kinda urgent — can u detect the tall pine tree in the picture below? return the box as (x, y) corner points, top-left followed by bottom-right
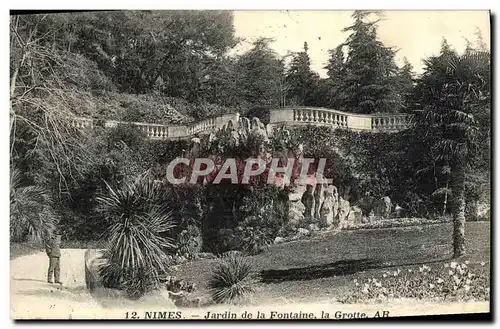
(237, 38), (285, 119)
(330, 11), (401, 114)
(285, 42), (318, 106)
(397, 57), (415, 113)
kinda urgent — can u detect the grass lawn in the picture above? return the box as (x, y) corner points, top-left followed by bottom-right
(174, 221), (490, 304)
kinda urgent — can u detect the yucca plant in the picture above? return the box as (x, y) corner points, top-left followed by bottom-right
(97, 178), (176, 298)
(10, 167), (57, 242)
(209, 251), (254, 304)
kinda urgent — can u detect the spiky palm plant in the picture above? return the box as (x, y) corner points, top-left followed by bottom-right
(97, 178), (176, 298)
(209, 252), (254, 304)
(10, 168), (57, 242)
(415, 46), (490, 258)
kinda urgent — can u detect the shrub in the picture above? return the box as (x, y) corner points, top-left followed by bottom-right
(235, 216), (273, 255)
(209, 252), (254, 304)
(176, 225), (203, 259)
(97, 178), (176, 299)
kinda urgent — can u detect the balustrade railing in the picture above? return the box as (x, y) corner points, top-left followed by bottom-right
(270, 107), (411, 132)
(71, 113), (240, 140)
(71, 108), (410, 139)
(371, 115), (411, 132)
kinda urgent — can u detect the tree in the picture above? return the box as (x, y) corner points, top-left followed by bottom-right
(414, 40), (490, 257)
(330, 11), (402, 114)
(324, 45), (345, 108)
(23, 11), (238, 101)
(397, 58), (416, 113)
(236, 38), (285, 119)
(285, 42), (317, 106)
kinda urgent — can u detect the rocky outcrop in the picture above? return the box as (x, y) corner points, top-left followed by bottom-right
(288, 184), (307, 226)
(337, 196), (350, 223)
(373, 196), (392, 219)
(314, 183), (327, 220)
(347, 205), (363, 224)
(288, 201), (306, 226)
(319, 185), (338, 228)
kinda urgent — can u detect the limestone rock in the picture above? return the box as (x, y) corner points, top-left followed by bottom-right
(308, 223), (320, 232)
(288, 200), (305, 226)
(296, 228), (310, 239)
(250, 117), (268, 140)
(289, 184), (307, 202)
(274, 236), (285, 244)
(373, 196), (392, 218)
(266, 123), (274, 138)
(337, 196), (350, 222)
(314, 183), (327, 219)
(347, 206), (363, 224)
(319, 185), (338, 228)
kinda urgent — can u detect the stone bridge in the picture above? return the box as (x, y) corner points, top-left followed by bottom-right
(71, 107), (411, 140)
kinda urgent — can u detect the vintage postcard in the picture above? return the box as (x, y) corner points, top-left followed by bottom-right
(9, 10), (491, 320)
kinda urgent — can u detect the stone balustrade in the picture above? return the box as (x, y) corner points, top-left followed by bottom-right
(71, 107), (410, 140)
(269, 107), (411, 132)
(71, 113), (240, 140)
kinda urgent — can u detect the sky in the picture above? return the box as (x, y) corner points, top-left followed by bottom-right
(231, 10), (491, 77)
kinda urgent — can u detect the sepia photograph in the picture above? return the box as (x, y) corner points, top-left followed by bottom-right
(9, 9), (491, 320)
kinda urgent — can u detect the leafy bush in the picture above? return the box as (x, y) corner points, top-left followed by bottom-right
(10, 168), (58, 243)
(176, 225), (203, 260)
(209, 252), (254, 304)
(97, 178), (176, 299)
(235, 216), (273, 255)
(342, 261), (489, 303)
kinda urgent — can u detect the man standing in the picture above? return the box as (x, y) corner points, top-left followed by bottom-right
(45, 234), (62, 285)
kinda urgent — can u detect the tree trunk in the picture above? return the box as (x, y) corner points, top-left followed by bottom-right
(451, 164), (466, 258)
(442, 179), (449, 216)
